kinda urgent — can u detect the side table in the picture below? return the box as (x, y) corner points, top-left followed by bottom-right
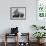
(4, 33), (18, 46)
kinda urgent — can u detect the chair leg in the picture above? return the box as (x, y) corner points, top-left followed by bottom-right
(4, 41), (7, 46)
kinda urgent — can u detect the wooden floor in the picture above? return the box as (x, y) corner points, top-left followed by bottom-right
(0, 42), (46, 46)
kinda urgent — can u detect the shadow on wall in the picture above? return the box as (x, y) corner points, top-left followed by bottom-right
(2, 28), (11, 34)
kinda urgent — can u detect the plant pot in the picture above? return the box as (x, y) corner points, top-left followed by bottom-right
(37, 39), (45, 44)
(37, 39), (40, 43)
(40, 39), (45, 43)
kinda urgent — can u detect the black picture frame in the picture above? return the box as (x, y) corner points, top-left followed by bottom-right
(10, 7), (26, 20)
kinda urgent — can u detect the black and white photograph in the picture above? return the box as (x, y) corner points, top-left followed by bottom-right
(10, 7), (26, 20)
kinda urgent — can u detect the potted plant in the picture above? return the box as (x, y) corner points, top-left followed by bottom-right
(32, 24), (45, 30)
(32, 25), (39, 30)
(33, 32), (46, 43)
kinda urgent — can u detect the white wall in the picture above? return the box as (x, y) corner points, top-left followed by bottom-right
(0, 0), (37, 42)
(0, 0), (36, 34)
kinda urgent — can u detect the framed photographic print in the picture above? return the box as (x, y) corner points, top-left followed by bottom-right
(37, 0), (46, 19)
(10, 7), (26, 20)
(36, 0), (46, 26)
